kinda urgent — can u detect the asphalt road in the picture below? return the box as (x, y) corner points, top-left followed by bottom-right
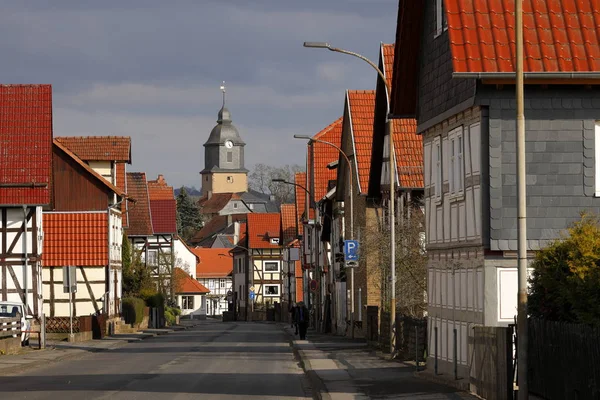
(0, 320), (312, 400)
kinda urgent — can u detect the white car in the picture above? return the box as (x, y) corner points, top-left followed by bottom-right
(0, 302), (31, 345)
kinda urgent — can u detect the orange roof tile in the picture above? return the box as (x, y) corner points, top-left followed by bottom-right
(247, 213), (281, 249)
(197, 193), (234, 214)
(126, 172), (153, 236)
(446, 0), (600, 74)
(54, 136), (131, 162)
(280, 204), (297, 244)
(0, 84), (52, 206)
(192, 248), (233, 278)
(393, 119), (423, 188)
(312, 118), (343, 201)
(347, 90), (376, 193)
(43, 212), (108, 267)
(174, 268), (210, 294)
(147, 174), (175, 200)
(382, 43), (395, 92)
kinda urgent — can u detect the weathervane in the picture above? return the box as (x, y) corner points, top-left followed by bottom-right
(220, 81), (226, 107)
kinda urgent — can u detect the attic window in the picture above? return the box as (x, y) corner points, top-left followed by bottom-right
(227, 176), (234, 183)
(233, 202), (238, 209)
(269, 237), (280, 245)
(435, 0), (448, 37)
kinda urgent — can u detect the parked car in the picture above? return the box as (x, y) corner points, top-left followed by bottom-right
(0, 302), (31, 345)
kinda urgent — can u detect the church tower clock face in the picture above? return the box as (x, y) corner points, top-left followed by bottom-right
(225, 140), (233, 149)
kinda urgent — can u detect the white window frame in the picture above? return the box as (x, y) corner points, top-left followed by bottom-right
(263, 261), (280, 273)
(448, 126), (464, 198)
(220, 279), (226, 288)
(435, 0), (448, 37)
(147, 250), (158, 266)
(208, 279), (215, 289)
(434, 136), (442, 202)
(182, 295), (194, 310)
(263, 284), (280, 297)
(596, 122), (600, 196)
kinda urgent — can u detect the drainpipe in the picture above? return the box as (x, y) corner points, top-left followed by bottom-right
(23, 205), (28, 313)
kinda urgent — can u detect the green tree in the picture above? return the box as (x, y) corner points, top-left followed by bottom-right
(176, 187), (203, 241)
(122, 233), (135, 295)
(529, 213), (600, 326)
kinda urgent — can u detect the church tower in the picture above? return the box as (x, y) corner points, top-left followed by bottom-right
(200, 83), (248, 196)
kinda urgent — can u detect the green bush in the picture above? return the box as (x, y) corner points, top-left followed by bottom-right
(122, 297), (145, 325)
(529, 213), (600, 326)
(140, 291), (165, 308)
(164, 306), (178, 326)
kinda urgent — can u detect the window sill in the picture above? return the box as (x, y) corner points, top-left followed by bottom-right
(449, 192), (465, 203)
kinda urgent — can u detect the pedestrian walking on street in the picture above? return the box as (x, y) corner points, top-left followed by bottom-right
(295, 301), (309, 340)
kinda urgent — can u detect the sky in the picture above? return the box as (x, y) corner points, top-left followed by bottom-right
(1, 0), (398, 188)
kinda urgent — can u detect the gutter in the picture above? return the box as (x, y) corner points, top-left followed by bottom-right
(453, 72), (600, 79)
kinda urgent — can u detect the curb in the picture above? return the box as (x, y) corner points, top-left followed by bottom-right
(281, 325), (330, 400)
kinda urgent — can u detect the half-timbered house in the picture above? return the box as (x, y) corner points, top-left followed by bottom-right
(125, 172), (154, 266)
(392, 0), (600, 378)
(0, 84), (52, 320)
(192, 247), (233, 316)
(42, 139), (125, 317)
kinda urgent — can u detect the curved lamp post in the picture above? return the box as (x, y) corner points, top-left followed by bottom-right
(303, 41), (396, 354)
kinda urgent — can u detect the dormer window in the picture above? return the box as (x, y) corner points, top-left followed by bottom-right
(435, 0), (448, 37)
(270, 237), (280, 245)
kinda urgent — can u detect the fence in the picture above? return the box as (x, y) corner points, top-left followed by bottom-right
(46, 316), (92, 333)
(469, 326), (514, 400)
(0, 317), (21, 339)
(377, 311), (427, 361)
(529, 318), (600, 400)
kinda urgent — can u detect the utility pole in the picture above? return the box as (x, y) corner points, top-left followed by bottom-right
(516, 0), (529, 398)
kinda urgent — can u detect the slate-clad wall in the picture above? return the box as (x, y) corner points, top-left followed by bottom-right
(416, 0), (476, 129)
(476, 86), (600, 251)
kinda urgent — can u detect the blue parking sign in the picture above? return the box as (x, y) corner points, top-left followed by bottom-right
(344, 240), (359, 261)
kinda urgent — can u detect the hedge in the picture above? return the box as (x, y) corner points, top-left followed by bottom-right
(122, 297), (145, 325)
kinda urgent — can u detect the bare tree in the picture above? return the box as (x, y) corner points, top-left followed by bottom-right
(248, 163), (305, 204)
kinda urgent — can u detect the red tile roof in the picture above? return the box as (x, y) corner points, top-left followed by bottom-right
(174, 268), (210, 294)
(126, 172), (154, 236)
(54, 136), (131, 162)
(43, 212), (108, 267)
(149, 199), (177, 234)
(347, 90), (376, 193)
(447, 0), (600, 74)
(312, 118), (343, 201)
(382, 43), (395, 91)
(280, 204), (297, 244)
(393, 119), (424, 188)
(198, 193), (234, 214)
(247, 213), (281, 249)
(0, 85), (52, 205)
(192, 248), (233, 278)
(147, 174), (175, 200)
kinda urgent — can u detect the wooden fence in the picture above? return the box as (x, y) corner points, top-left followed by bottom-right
(529, 318), (600, 400)
(0, 317), (21, 339)
(46, 316), (92, 333)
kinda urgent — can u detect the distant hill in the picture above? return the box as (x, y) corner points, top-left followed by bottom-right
(174, 186), (202, 197)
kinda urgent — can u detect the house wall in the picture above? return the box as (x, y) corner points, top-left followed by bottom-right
(201, 172), (248, 195)
(252, 254), (283, 304)
(52, 148), (112, 211)
(416, 0), (476, 130)
(233, 253), (247, 318)
(476, 85), (600, 251)
(177, 293), (207, 316)
(0, 207), (44, 318)
(173, 239), (197, 279)
(199, 276), (232, 315)
(218, 200), (251, 216)
(42, 266), (106, 317)
(87, 161), (113, 184)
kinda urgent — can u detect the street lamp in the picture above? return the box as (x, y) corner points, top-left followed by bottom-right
(303, 42), (396, 354)
(292, 134), (358, 338)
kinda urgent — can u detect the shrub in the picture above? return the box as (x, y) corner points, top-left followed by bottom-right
(529, 213), (600, 326)
(140, 291), (165, 308)
(122, 297), (145, 325)
(164, 306), (178, 326)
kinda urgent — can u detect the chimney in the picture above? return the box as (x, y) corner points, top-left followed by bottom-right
(227, 214), (232, 225)
(234, 221), (240, 245)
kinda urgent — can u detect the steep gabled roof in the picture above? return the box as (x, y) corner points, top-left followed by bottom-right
(347, 90), (376, 194)
(312, 118), (343, 201)
(447, 0), (600, 74)
(247, 213), (281, 249)
(197, 193), (235, 214)
(147, 174), (176, 234)
(126, 172), (154, 236)
(174, 268), (210, 294)
(393, 119), (423, 188)
(43, 212), (108, 267)
(192, 248), (233, 278)
(0, 84), (52, 206)
(189, 214), (247, 246)
(54, 136), (131, 162)
(280, 204), (297, 244)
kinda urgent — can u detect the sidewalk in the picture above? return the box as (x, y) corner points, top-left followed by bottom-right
(282, 324), (477, 400)
(0, 319), (201, 376)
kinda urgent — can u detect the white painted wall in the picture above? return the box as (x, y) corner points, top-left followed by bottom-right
(177, 293), (206, 316)
(88, 161), (113, 184)
(42, 266), (106, 317)
(173, 238), (197, 279)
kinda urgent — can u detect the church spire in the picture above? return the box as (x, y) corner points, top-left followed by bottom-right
(217, 81), (231, 123)
(220, 81), (226, 108)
